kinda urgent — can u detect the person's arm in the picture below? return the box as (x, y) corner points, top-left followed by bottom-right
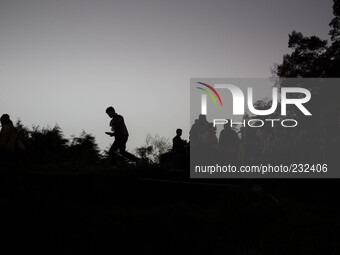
(106, 118), (116, 136)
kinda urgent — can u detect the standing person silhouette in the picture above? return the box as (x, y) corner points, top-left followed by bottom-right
(172, 128), (188, 168)
(219, 122), (239, 164)
(105, 107), (139, 168)
(172, 129), (186, 155)
(0, 114), (25, 162)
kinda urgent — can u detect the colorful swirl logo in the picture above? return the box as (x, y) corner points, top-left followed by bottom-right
(196, 82), (223, 106)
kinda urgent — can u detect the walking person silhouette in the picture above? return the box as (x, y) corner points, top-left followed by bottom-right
(105, 107), (139, 168)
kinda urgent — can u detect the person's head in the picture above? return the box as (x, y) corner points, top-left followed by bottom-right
(224, 119), (232, 130)
(198, 114), (207, 122)
(106, 106), (116, 118)
(0, 114), (12, 126)
(176, 128), (182, 136)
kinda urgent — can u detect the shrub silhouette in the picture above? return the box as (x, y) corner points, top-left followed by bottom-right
(28, 125), (69, 163)
(68, 131), (100, 164)
(14, 121), (101, 166)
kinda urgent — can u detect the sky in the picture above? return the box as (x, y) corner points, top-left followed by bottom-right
(0, 0), (334, 152)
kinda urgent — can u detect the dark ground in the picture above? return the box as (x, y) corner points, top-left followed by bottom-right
(1, 167), (339, 255)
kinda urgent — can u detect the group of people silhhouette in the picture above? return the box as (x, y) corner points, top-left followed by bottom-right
(1, 107), (186, 169)
(2, 108), (339, 169)
(0, 108), (141, 169)
(0, 107), (191, 170)
(189, 112), (340, 166)
(189, 115), (240, 164)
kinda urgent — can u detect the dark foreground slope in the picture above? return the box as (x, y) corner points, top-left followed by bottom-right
(0, 167), (339, 255)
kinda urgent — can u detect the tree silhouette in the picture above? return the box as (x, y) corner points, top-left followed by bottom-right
(135, 133), (171, 164)
(328, 0), (340, 76)
(258, 0), (340, 165)
(13, 121), (102, 167)
(275, 31), (329, 78)
(275, 0), (339, 79)
(272, 0), (340, 125)
(28, 125), (69, 163)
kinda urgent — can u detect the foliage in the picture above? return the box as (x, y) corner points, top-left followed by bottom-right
(135, 133), (172, 164)
(274, 0), (339, 79)
(14, 120), (101, 166)
(68, 131), (101, 164)
(272, 0), (340, 124)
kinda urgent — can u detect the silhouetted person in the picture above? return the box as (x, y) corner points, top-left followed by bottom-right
(219, 123), (239, 163)
(0, 114), (25, 161)
(201, 122), (219, 164)
(172, 129), (186, 155)
(105, 107), (139, 167)
(189, 114), (208, 148)
(172, 128), (188, 168)
(190, 114), (219, 163)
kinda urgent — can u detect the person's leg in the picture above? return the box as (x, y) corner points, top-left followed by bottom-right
(109, 142), (119, 166)
(121, 150), (139, 162)
(118, 136), (139, 162)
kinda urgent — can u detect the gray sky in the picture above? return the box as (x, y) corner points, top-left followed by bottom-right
(0, 0), (334, 151)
